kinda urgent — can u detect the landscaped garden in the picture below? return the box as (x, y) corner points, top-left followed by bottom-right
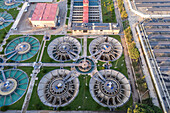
(101, 0), (117, 23)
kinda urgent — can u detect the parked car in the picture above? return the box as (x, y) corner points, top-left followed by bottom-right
(24, 7), (28, 12)
(57, 17), (60, 26)
(51, 27), (57, 30)
(27, 3), (30, 7)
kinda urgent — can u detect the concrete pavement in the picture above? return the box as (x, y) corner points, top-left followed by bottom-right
(0, 63), (83, 67)
(113, 0), (140, 103)
(83, 36), (87, 57)
(38, 40), (46, 62)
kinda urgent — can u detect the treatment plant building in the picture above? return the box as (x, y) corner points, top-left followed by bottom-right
(29, 3), (59, 27)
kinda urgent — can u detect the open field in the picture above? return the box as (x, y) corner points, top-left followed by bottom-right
(101, 0), (117, 23)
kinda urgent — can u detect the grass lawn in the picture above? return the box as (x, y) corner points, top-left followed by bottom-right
(101, 0), (117, 23)
(66, 19), (68, 25)
(123, 20), (130, 30)
(87, 38), (94, 56)
(77, 38), (84, 56)
(41, 35), (64, 63)
(67, 9), (70, 17)
(67, 0), (71, 8)
(0, 24), (13, 43)
(109, 35), (121, 42)
(97, 54), (128, 77)
(67, 31), (72, 33)
(59, 75), (109, 111)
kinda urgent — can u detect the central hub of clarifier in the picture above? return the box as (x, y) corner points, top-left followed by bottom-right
(0, 78), (17, 96)
(15, 42), (31, 54)
(75, 57), (96, 74)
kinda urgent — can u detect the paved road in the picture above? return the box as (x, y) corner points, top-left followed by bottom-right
(21, 72), (38, 113)
(113, 0), (140, 103)
(39, 40), (46, 62)
(123, 0), (159, 106)
(83, 36), (87, 57)
(0, 63), (33, 66)
(0, 63), (82, 67)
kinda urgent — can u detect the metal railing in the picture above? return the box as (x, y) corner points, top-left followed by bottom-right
(137, 24), (170, 113)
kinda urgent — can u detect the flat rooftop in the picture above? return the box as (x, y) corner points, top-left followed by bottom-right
(31, 3), (58, 21)
(135, 0), (170, 14)
(72, 23), (118, 30)
(139, 18), (170, 112)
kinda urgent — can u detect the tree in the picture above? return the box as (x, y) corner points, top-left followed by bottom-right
(121, 11), (128, 19)
(128, 46), (140, 62)
(128, 103), (163, 113)
(128, 41), (136, 49)
(142, 98), (163, 113)
(127, 106), (133, 113)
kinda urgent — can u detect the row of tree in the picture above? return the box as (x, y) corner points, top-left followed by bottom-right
(127, 103), (163, 113)
(117, 0), (128, 19)
(124, 27), (140, 62)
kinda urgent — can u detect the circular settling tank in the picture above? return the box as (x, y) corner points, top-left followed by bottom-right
(0, 0), (21, 9)
(37, 69), (79, 107)
(48, 36), (81, 62)
(5, 36), (40, 61)
(0, 12), (13, 30)
(0, 69), (29, 107)
(89, 37), (122, 62)
(89, 69), (131, 109)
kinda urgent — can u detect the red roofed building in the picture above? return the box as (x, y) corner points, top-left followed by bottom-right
(29, 3), (59, 27)
(83, 0), (89, 23)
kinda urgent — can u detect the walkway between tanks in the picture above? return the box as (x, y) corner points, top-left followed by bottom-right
(83, 36), (87, 57)
(21, 70), (39, 113)
(39, 39), (46, 62)
(2, 110), (126, 113)
(0, 63), (83, 67)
